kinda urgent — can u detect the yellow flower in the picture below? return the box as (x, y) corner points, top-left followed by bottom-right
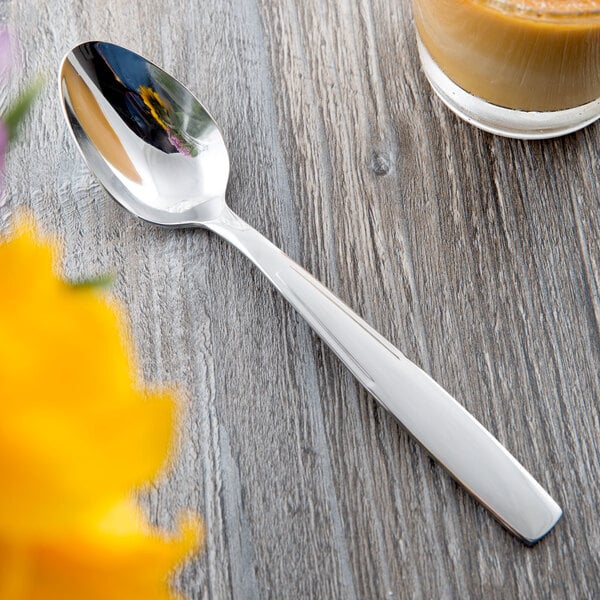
(0, 221), (202, 598)
(0, 501), (202, 600)
(139, 86), (170, 131)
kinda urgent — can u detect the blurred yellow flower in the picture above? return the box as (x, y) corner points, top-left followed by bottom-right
(0, 221), (202, 599)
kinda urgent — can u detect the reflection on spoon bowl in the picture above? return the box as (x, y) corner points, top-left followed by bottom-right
(60, 42), (228, 223)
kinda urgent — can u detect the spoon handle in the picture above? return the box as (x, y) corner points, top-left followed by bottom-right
(205, 207), (561, 544)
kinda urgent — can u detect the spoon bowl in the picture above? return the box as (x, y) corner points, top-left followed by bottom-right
(60, 41), (228, 225)
(59, 41), (562, 544)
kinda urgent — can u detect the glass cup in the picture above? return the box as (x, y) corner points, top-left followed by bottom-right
(412, 0), (600, 138)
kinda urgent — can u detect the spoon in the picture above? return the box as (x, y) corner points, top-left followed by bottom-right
(59, 41), (561, 544)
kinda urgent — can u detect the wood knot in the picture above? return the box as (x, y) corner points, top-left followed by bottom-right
(370, 151), (392, 176)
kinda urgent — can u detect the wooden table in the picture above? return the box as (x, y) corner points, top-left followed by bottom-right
(3, 0), (599, 597)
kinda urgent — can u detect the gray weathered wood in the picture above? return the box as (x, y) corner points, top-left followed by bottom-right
(1, 0), (599, 597)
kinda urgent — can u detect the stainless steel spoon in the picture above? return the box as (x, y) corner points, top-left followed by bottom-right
(59, 41), (561, 544)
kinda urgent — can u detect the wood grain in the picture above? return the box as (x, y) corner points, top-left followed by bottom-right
(1, 0), (599, 597)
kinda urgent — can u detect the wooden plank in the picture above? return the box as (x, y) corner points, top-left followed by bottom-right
(1, 0), (598, 597)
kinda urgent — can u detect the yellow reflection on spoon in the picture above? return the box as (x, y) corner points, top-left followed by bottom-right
(62, 60), (141, 184)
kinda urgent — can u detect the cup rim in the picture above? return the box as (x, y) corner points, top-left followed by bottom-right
(478, 0), (600, 18)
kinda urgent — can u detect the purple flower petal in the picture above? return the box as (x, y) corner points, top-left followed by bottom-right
(168, 129), (191, 156)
